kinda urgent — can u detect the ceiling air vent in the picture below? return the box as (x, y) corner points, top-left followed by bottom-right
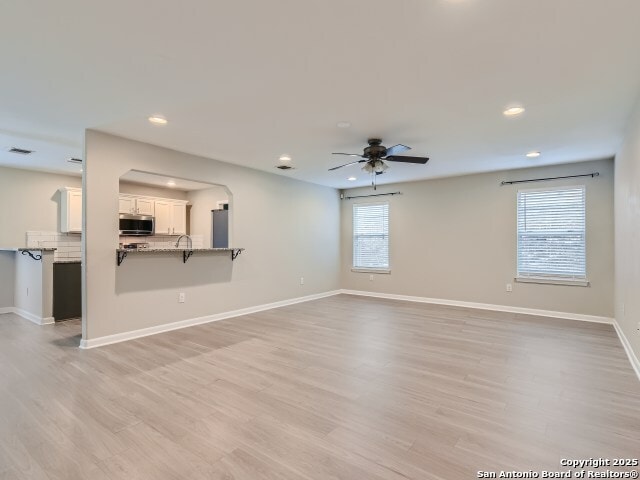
(276, 165), (294, 170)
(8, 147), (34, 155)
(67, 158), (83, 164)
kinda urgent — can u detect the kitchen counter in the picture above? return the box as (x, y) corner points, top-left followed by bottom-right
(116, 247), (244, 265)
(54, 260), (82, 264)
(0, 247), (57, 252)
(117, 248), (239, 253)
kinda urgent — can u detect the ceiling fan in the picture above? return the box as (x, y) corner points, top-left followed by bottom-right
(329, 138), (429, 189)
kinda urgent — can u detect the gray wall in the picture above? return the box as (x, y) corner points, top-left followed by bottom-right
(83, 131), (341, 341)
(0, 166), (82, 247)
(341, 158), (614, 318)
(614, 99), (640, 362)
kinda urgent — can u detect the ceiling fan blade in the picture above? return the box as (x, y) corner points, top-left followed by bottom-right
(385, 155), (429, 164)
(332, 152), (363, 157)
(384, 144), (411, 156)
(328, 159), (366, 171)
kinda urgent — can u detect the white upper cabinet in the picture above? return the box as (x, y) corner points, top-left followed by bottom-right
(60, 187), (82, 233)
(118, 196), (135, 214)
(171, 202), (186, 235)
(135, 197), (154, 216)
(119, 195), (155, 215)
(154, 199), (187, 235)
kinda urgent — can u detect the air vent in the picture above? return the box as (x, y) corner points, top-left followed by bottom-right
(67, 158), (83, 164)
(276, 165), (294, 170)
(8, 147), (34, 155)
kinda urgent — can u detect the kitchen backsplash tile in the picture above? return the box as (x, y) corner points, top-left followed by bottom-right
(119, 234), (204, 249)
(27, 231), (82, 261)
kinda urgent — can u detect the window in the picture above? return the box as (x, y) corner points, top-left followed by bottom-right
(353, 202), (389, 271)
(517, 186), (586, 284)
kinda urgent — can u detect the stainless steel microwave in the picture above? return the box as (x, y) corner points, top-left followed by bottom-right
(119, 214), (154, 236)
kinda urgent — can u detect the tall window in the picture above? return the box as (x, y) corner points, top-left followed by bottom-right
(517, 186), (586, 280)
(353, 202), (389, 270)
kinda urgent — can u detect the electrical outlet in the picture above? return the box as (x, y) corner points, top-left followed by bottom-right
(178, 292), (185, 303)
(369, 275), (374, 281)
(506, 283), (513, 292)
(300, 277), (304, 285)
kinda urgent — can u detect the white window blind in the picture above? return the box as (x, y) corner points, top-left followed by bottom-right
(517, 186), (586, 279)
(353, 202), (389, 269)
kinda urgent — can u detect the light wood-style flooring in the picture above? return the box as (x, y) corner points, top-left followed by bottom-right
(1, 294), (639, 479)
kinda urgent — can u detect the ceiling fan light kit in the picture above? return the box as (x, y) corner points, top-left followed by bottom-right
(330, 138), (429, 189)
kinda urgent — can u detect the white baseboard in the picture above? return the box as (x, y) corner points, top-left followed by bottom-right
(79, 290), (342, 349)
(10, 308), (55, 325)
(613, 320), (640, 381)
(0, 307), (13, 314)
(339, 289), (614, 324)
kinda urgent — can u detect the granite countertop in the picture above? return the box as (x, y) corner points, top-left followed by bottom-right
(54, 260), (82, 264)
(0, 247), (57, 252)
(116, 247), (242, 252)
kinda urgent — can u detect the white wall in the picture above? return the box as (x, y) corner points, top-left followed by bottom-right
(0, 166), (82, 247)
(83, 131), (341, 341)
(0, 251), (15, 310)
(341, 158), (614, 318)
(187, 186), (229, 246)
(14, 250), (54, 323)
(614, 99), (640, 363)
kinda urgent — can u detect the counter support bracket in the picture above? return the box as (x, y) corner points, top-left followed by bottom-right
(21, 250), (43, 261)
(183, 250), (194, 263)
(232, 249), (243, 261)
(117, 250), (128, 266)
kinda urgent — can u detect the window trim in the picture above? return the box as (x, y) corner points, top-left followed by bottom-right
(516, 185), (588, 286)
(352, 201), (391, 272)
(514, 276), (589, 287)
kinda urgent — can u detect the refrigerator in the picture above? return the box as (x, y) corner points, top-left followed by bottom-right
(211, 209), (229, 248)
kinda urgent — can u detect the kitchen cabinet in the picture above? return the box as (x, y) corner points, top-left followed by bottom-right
(60, 187), (82, 233)
(154, 200), (187, 235)
(119, 195), (154, 215)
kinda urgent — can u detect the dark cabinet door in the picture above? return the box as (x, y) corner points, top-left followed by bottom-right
(53, 263), (81, 320)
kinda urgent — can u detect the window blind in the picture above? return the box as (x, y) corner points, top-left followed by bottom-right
(353, 202), (389, 269)
(517, 186), (586, 279)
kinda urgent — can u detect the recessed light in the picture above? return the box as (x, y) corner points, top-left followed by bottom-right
(166, 180), (176, 187)
(337, 121), (351, 129)
(348, 176), (357, 181)
(148, 115), (168, 125)
(526, 151), (541, 158)
(503, 106), (525, 117)
(279, 154), (292, 162)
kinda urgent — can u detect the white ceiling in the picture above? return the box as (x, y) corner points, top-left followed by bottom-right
(1, 0), (639, 189)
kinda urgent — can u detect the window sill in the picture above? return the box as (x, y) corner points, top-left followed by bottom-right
(351, 268), (391, 274)
(515, 276), (590, 287)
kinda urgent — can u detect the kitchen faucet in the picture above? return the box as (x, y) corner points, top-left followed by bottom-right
(175, 234), (192, 250)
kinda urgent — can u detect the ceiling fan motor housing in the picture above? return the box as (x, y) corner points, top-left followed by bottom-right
(364, 139), (386, 158)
